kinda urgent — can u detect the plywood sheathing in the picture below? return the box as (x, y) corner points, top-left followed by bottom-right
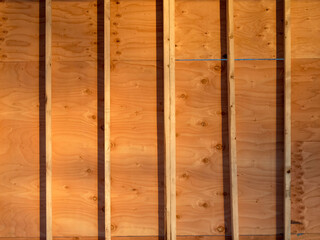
(236, 60), (284, 235)
(51, 0), (99, 236)
(291, 58), (320, 233)
(0, 0), (319, 238)
(0, 0), (41, 237)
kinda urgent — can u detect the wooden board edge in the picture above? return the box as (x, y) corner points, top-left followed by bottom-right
(164, 0), (176, 239)
(284, 0), (292, 239)
(105, 0), (111, 239)
(227, 0), (239, 239)
(45, 0), (52, 239)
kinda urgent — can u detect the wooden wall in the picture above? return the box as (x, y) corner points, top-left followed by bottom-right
(0, 0), (319, 239)
(0, 0), (41, 237)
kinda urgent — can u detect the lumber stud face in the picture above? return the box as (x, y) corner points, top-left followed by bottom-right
(45, 0), (52, 239)
(227, 0), (239, 240)
(284, 0), (292, 239)
(105, 0), (111, 239)
(164, 0), (176, 239)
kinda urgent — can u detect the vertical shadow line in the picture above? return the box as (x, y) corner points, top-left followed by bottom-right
(156, 0), (165, 239)
(276, 0), (285, 238)
(97, 0), (106, 239)
(220, 0), (231, 238)
(39, 0), (46, 238)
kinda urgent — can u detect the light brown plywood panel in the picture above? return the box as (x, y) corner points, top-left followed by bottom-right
(110, 60), (160, 236)
(51, 0), (100, 236)
(292, 234), (320, 240)
(52, 0), (98, 62)
(292, 0), (320, 59)
(175, 61), (229, 235)
(292, 142), (320, 234)
(234, 0), (283, 59)
(0, 62), (40, 237)
(291, 58), (320, 234)
(292, 59), (320, 142)
(110, 0), (162, 61)
(235, 60), (284, 235)
(0, 0), (40, 62)
(175, 0), (226, 60)
(52, 61), (98, 236)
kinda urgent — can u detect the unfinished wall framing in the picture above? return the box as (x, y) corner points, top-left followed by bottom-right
(0, 0), (319, 240)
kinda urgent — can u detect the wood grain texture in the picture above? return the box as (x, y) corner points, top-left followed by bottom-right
(291, 142), (320, 234)
(227, 0), (239, 239)
(46, 0), (52, 238)
(110, 61), (159, 236)
(0, 62), (40, 237)
(292, 0), (320, 59)
(52, 61), (98, 236)
(110, 0), (162, 61)
(234, 0), (282, 59)
(104, 0), (111, 239)
(0, 0), (319, 239)
(291, 58), (320, 234)
(235, 60), (284, 235)
(164, 0), (176, 239)
(292, 59), (320, 142)
(175, 61), (229, 235)
(52, 0), (98, 62)
(174, 0), (285, 60)
(175, 0), (225, 60)
(108, 3), (163, 236)
(292, 234), (320, 240)
(51, 0), (100, 237)
(0, 0), (40, 62)
(284, 0), (291, 238)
